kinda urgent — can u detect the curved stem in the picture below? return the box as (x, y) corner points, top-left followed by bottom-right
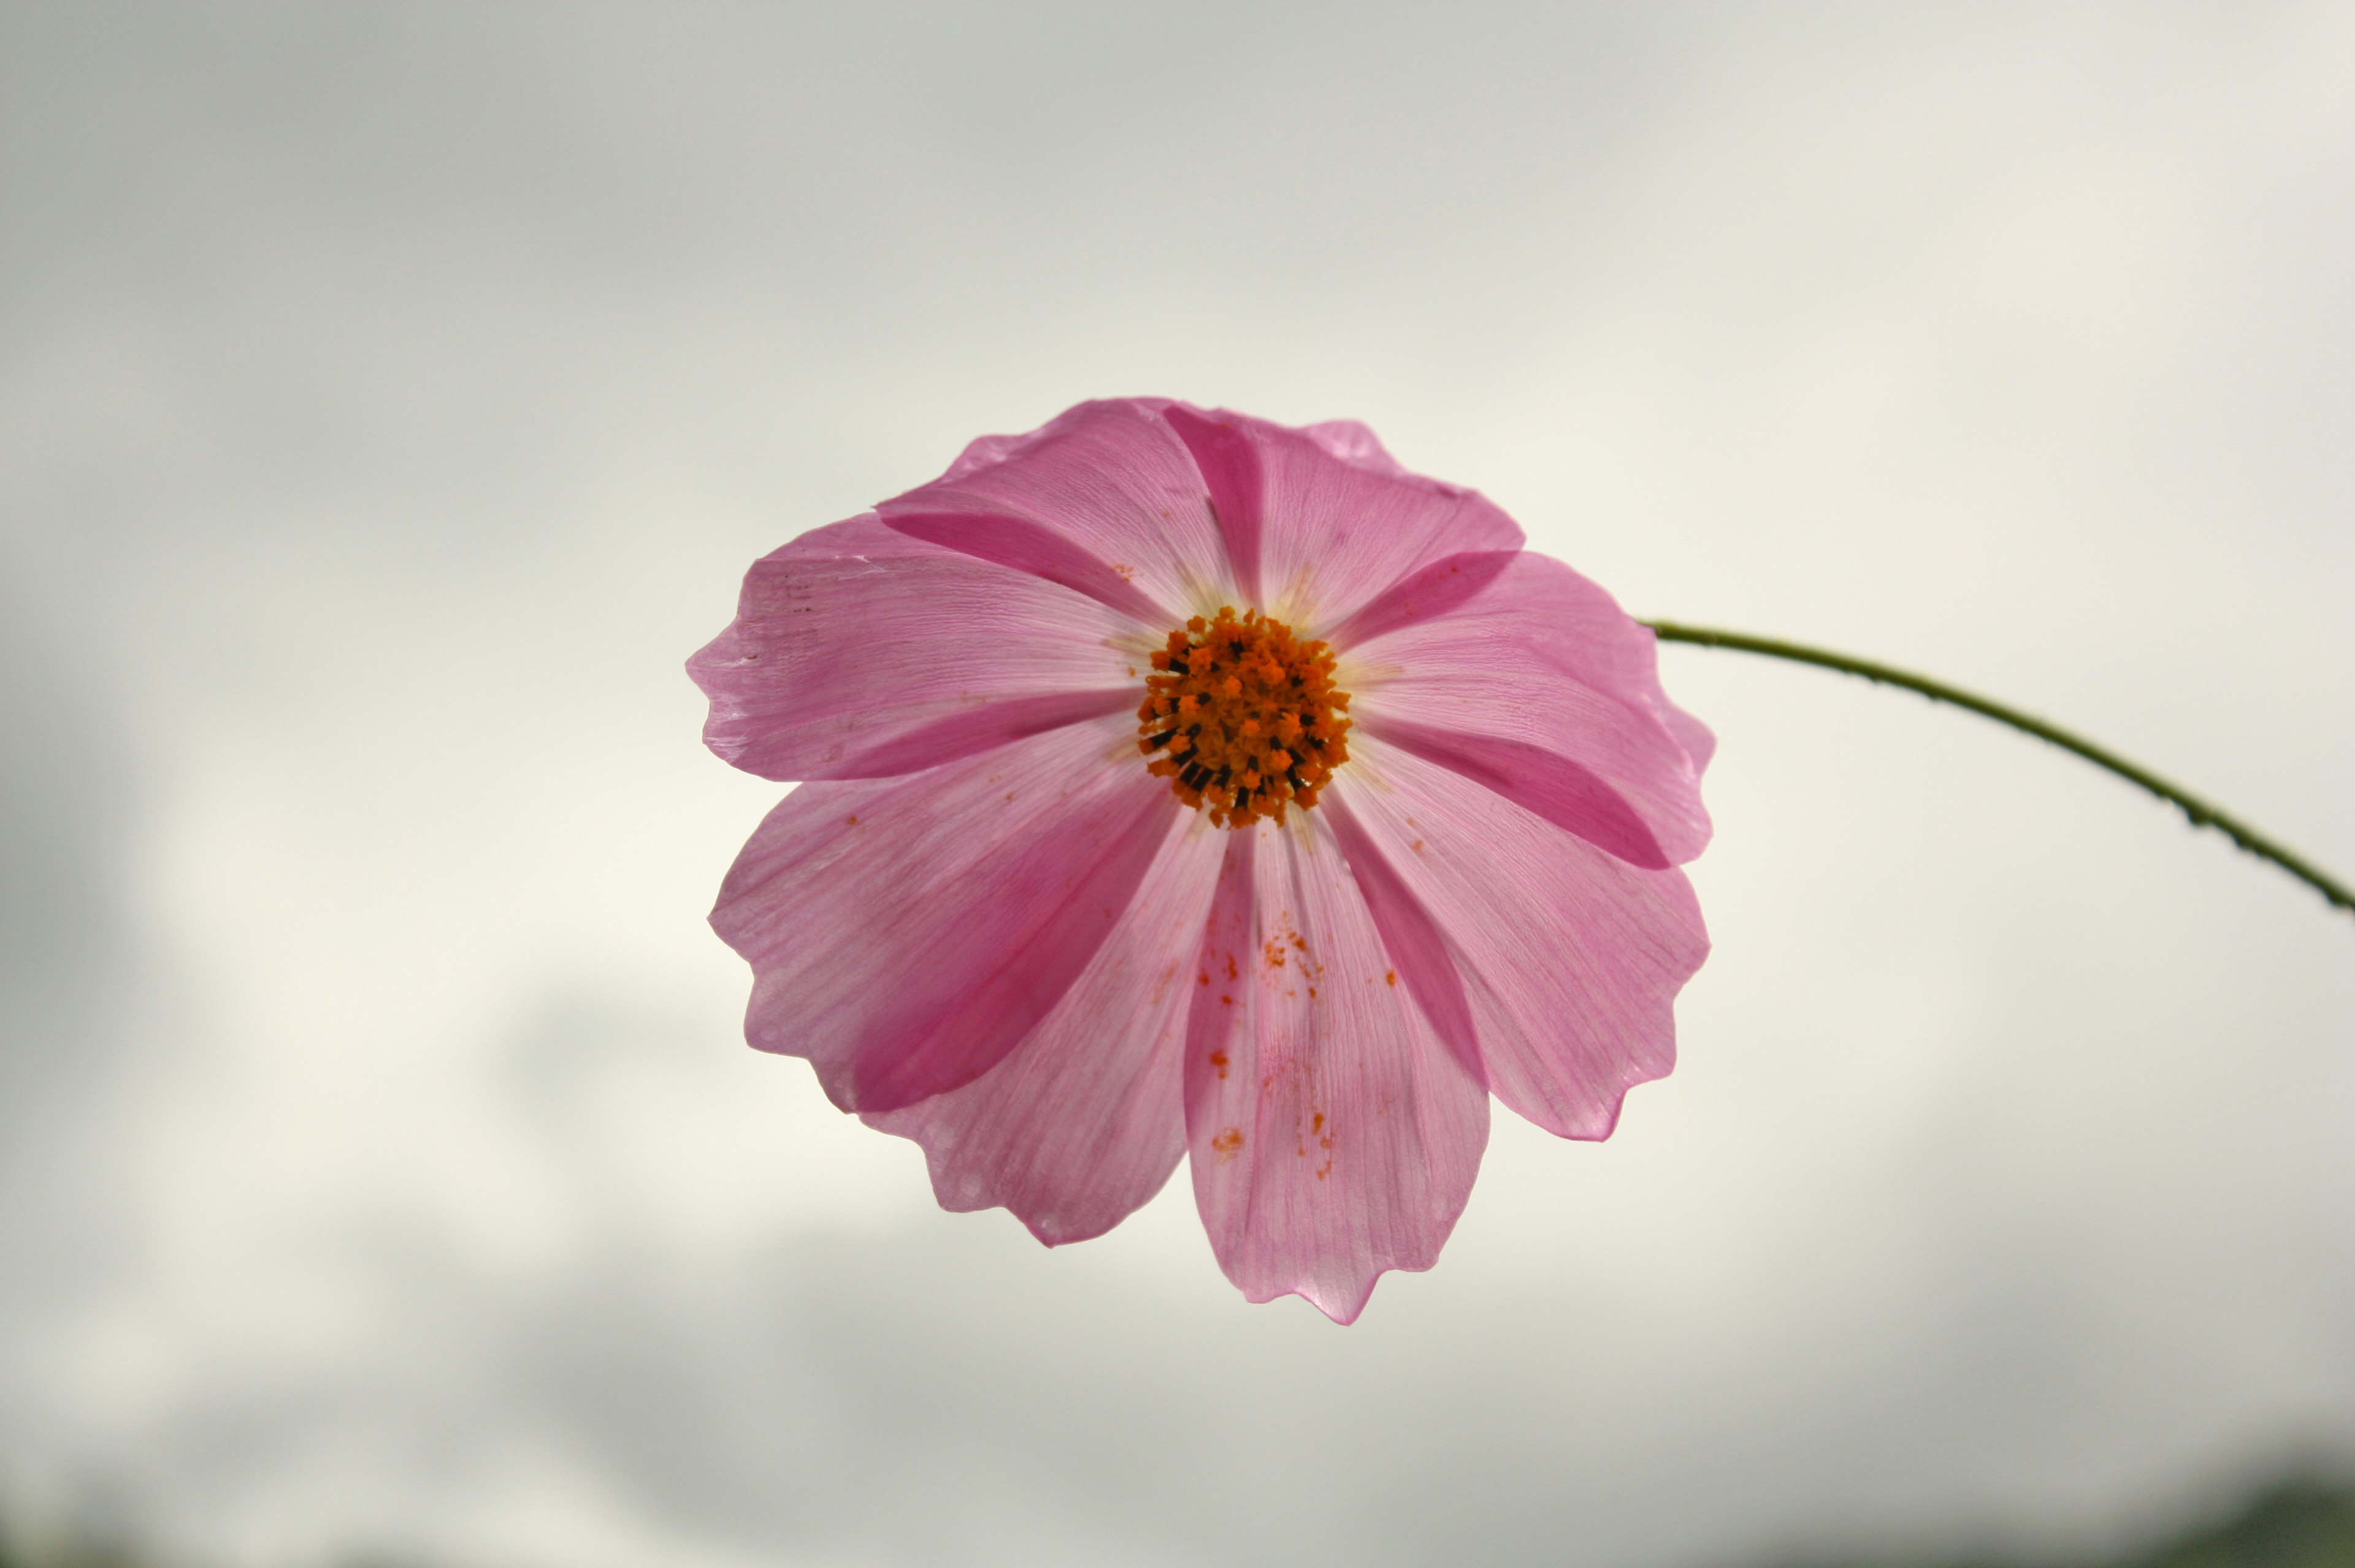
(1645, 620), (2352, 918)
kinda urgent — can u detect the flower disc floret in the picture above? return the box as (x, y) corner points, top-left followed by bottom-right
(1136, 606), (1351, 829)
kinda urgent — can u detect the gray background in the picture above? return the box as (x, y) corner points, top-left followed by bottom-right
(2, 4), (2351, 1566)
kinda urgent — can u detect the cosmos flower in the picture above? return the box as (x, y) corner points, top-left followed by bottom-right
(691, 398), (1712, 1322)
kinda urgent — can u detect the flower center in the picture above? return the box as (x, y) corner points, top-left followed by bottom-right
(1136, 606), (1352, 829)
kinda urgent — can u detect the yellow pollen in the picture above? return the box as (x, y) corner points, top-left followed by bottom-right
(1136, 606), (1352, 829)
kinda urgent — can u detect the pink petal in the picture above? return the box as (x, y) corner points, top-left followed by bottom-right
(689, 514), (1141, 782)
(1661, 697), (1718, 776)
(878, 400), (1238, 624)
(864, 811), (1225, 1245)
(1161, 405), (1266, 606)
(1227, 410), (1525, 635)
(1334, 736), (1707, 1140)
(712, 717), (1176, 1114)
(883, 510), (1174, 627)
(1324, 549), (1518, 648)
(1346, 551), (1711, 869)
(1320, 797), (1482, 1085)
(1298, 418), (1410, 477)
(1184, 824), (1490, 1324)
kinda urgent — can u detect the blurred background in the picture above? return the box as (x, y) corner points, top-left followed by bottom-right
(2, 4), (2351, 1565)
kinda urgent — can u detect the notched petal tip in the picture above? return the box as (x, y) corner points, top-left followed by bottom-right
(1185, 821), (1488, 1328)
(686, 514), (1142, 782)
(1346, 551), (1714, 869)
(714, 721), (1177, 1117)
(1331, 742), (1706, 1147)
(849, 800), (1221, 1242)
(1243, 1256), (1437, 1325)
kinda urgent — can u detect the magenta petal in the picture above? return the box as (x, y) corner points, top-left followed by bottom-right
(1160, 405), (1266, 606)
(1334, 738), (1707, 1140)
(1347, 551), (1712, 868)
(1662, 699), (1718, 776)
(1322, 797), (1482, 1084)
(689, 514), (1140, 782)
(816, 689), (1138, 779)
(1325, 549), (1518, 652)
(1238, 413), (1524, 634)
(879, 400), (1239, 620)
(864, 811), (1225, 1245)
(1184, 824), (1490, 1324)
(1354, 718), (1675, 870)
(884, 510), (1174, 627)
(712, 718), (1176, 1114)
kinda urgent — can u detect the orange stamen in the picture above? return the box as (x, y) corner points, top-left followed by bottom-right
(1136, 606), (1352, 829)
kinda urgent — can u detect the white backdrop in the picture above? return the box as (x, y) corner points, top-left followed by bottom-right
(2, 5), (2350, 1566)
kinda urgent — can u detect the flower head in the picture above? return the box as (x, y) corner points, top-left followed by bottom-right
(691, 398), (1712, 1322)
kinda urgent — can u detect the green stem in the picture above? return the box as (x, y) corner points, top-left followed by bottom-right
(1645, 621), (2353, 918)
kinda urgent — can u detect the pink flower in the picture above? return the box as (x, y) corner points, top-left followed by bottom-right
(691, 399), (1712, 1322)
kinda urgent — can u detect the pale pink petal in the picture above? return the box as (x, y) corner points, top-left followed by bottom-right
(1225, 409), (1525, 635)
(1298, 418), (1409, 477)
(1323, 549), (1518, 648)
(689, 514), (1141, 782)
(1162, 404), (1267, 605)
(713, 717), (1175, 1114)
(878, 400), (1238, 622)
(1184, 823), (1490, 1324)
(1320, 798), (1482, 1085)
(1345, 551), (1710, 869)
(883, 510), (1174, 627)
(1661, 697), (1718, 776)
(864, 811), (1225, 1245)
(1334, 736), (1707, 1139)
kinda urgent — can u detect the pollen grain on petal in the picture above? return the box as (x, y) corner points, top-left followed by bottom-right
(1135, 606), (1352, 828)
